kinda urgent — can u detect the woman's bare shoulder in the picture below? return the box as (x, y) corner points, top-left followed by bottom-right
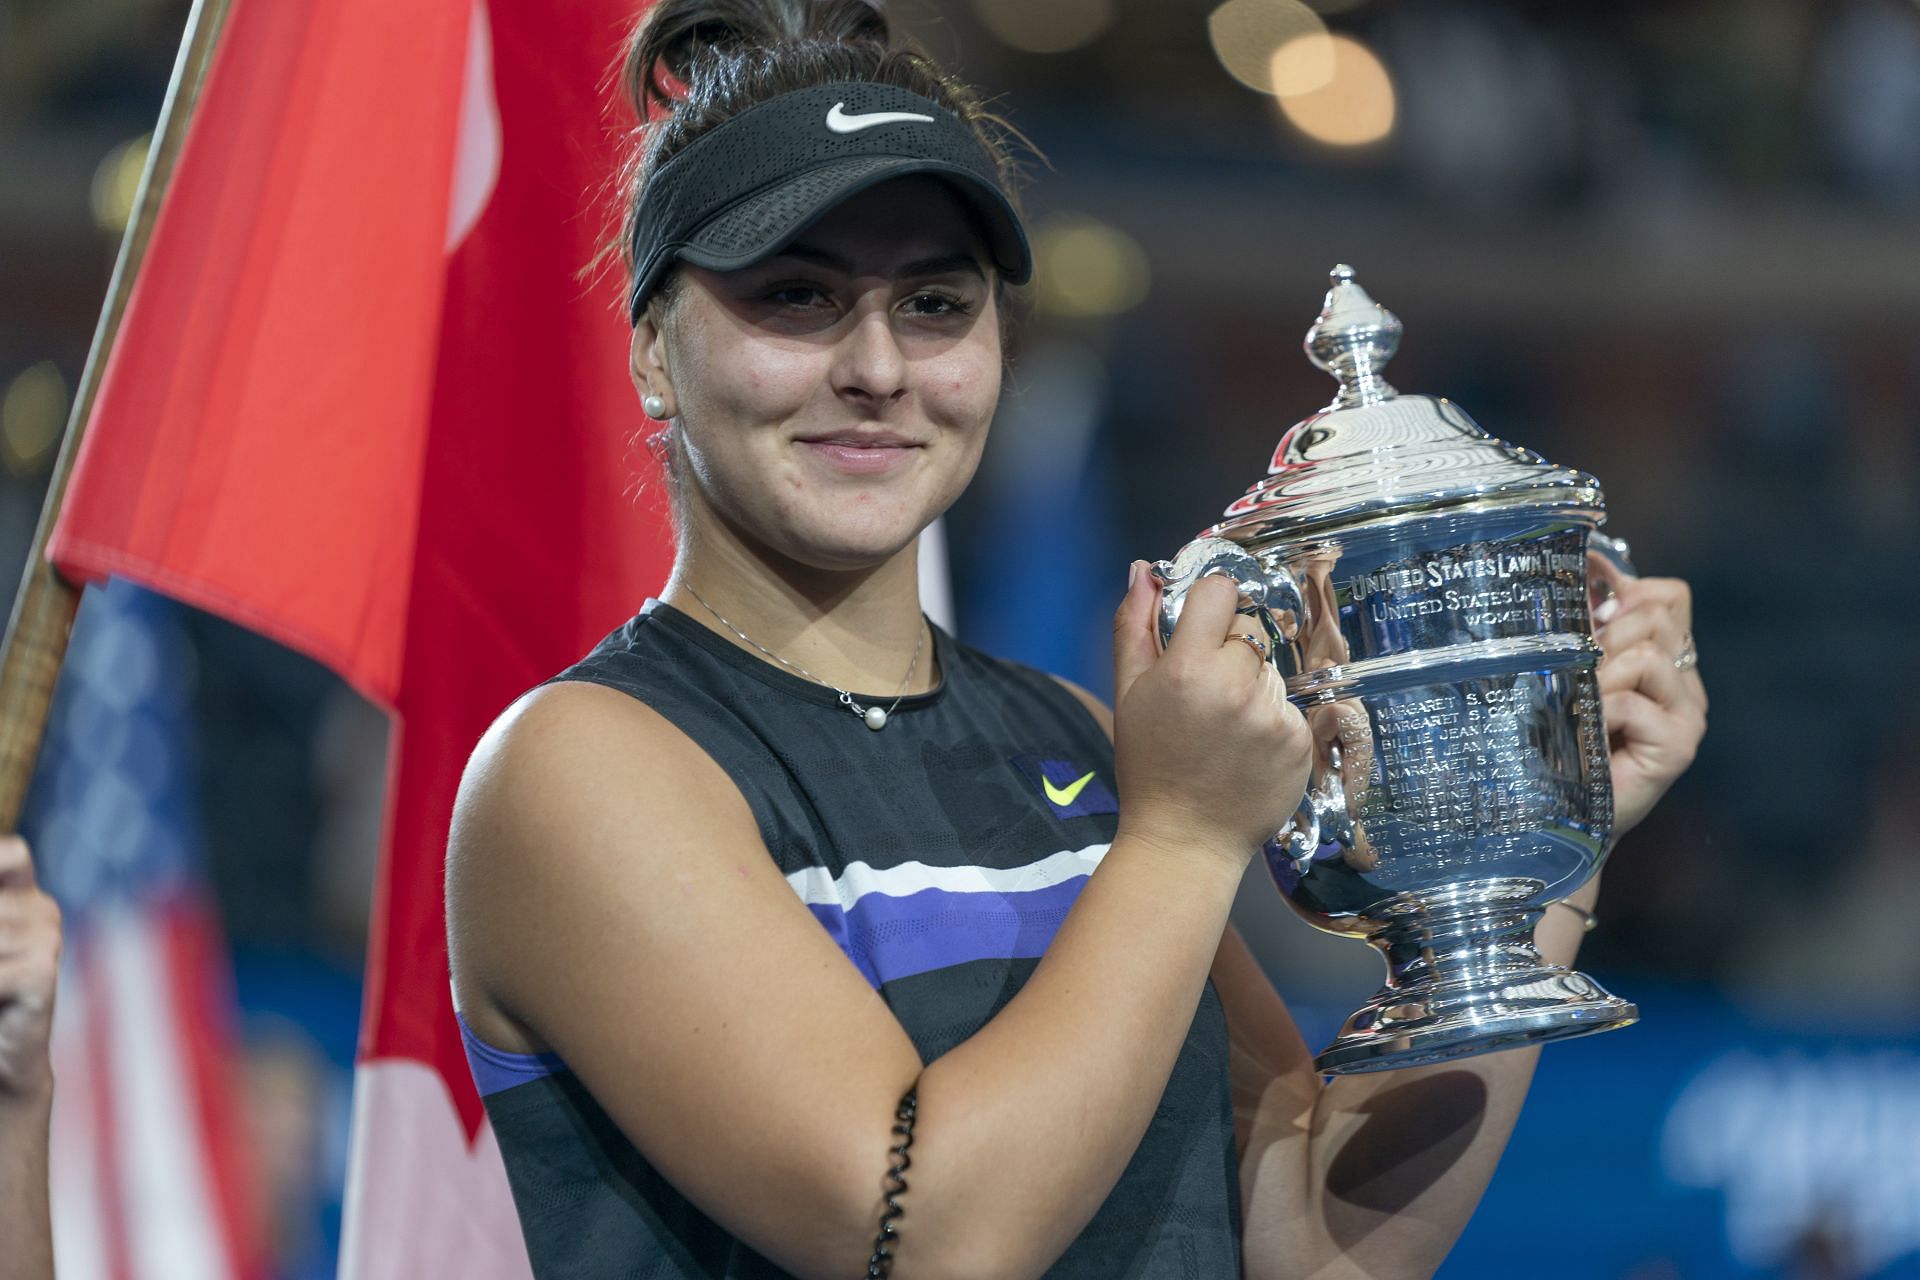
(446, 678), (759, 1046)
(450, 675), (748, 885)
(476, 677), (682, 759)
(456, 677), (733, 821)
(442, 680), (923, 1270)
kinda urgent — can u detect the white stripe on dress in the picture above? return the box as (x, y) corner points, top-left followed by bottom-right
(784, 842), (1111, 910)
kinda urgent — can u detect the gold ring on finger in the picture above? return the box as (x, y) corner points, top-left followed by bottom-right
(1228, 631), (1270, 661)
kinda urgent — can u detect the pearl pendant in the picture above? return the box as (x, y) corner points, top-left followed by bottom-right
(864, 706), (888, 731)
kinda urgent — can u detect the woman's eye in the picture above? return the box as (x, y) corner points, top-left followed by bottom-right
(904, 292), (973, 318)
(767, 284), (833, 309)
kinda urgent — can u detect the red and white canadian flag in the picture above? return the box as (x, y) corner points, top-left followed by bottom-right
(48, 1), (676, 1274)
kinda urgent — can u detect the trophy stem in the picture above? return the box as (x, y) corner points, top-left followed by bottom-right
(1314, 878), (1638, 1076)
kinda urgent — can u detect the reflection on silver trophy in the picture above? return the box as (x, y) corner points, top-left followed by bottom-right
(1155, 265), (1636, 1074)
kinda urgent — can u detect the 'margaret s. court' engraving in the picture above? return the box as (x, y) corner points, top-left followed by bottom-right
(1370, 682), (1542, 832)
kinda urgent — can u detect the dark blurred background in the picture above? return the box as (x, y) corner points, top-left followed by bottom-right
(4, 1), (1918, 1276)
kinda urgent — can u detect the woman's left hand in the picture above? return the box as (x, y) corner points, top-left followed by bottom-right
(1589, 555), (1707, 839)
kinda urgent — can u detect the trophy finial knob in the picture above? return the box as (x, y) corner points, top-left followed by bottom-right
(1305, 264), (1401, 408)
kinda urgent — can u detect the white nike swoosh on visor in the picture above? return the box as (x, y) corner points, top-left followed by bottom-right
(826, 102), (936, 134)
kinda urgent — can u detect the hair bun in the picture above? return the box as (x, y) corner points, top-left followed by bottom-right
(637, 0), (893, 106)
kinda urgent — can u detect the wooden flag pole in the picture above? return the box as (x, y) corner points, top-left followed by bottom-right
(0, 0), (236, 829)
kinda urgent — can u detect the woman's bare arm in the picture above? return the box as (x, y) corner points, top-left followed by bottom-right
(1055, 676), (1515, 1278)
(1222, 891), (1595, 1280)
(447, 572), (1312, 1280)
(1060, 630), (1546, 1277)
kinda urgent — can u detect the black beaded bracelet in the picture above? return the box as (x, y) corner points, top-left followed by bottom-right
(865, 1089), (918, 1278)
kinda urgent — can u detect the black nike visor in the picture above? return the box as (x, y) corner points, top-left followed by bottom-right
(627, 81), (1033, 324)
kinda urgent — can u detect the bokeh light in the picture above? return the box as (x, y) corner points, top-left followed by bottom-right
(89, 133), (150, 235)
(1208, 0), (1328, 95)
(1033, 214), (1151, 319)
(973, 0), (1116, 55)
(1277, 34), (1396, 147)
(1269, 31), (1337, 96)
(1, 361), (70, 475)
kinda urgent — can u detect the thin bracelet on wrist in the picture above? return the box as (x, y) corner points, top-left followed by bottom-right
(1551, 899), (1598, 932)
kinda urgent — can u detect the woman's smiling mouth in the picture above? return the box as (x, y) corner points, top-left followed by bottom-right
(793, 431), (924, 475)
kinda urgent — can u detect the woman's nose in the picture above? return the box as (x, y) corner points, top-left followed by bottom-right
(832, 304), (909, 408)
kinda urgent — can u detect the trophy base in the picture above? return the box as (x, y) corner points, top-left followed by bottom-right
(1312, 880), (1639, 1075)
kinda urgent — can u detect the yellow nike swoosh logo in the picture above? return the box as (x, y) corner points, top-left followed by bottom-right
(1044, 770), (1097, 807)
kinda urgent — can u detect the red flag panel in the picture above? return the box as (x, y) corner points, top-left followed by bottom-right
(50, 0), (477, 706)
(360, 0), (669, 1134)
(49, 1), (673, 1273)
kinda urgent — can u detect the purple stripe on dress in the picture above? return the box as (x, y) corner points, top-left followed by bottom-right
(807, 875), (1092, 989)
(457, 1009), (568, 1098)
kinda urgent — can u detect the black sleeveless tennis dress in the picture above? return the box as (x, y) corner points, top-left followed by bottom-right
(461, 600), (1241, 1277)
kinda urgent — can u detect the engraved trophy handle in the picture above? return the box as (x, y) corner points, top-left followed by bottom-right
(1150, 536), (1318, 856)
(1151, 536), (1305, 657)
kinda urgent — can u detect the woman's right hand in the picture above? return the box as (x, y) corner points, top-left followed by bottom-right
(1111, 561), (1313, 864)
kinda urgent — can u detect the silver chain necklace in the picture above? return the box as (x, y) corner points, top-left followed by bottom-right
(681, 584), (925, 731)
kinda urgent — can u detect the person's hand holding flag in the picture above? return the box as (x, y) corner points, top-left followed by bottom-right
(0, 833), (59, 1280)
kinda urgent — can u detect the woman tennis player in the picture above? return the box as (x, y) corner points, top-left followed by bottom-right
(445, 2), (1709, 1276)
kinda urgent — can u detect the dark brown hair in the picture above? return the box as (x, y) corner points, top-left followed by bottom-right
(587, 0), (1035, 317)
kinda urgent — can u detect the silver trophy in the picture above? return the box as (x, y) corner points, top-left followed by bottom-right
(1155, 265), (1636, 1074)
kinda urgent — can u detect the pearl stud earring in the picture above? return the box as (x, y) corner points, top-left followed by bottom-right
(643, 394), (668, 419)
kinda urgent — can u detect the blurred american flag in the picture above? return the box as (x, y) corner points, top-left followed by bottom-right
(22, 578), (261, 1280)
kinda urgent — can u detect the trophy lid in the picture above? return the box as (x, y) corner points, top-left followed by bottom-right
(1208, 265), (1601, 545)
